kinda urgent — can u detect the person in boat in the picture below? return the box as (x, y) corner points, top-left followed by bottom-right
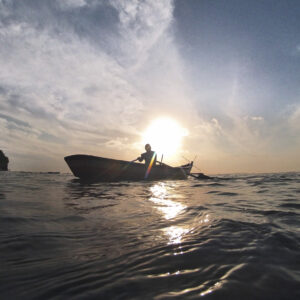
(137, 144), (157, 168)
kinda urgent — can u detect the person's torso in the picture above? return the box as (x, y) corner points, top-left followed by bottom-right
(142, 151), (156, 165)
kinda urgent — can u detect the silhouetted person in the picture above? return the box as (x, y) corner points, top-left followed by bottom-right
(137, 144), (157, 168)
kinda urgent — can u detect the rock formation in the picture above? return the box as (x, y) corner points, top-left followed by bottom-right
(0, 150), (9, 171)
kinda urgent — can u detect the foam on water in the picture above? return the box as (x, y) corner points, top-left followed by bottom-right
(0, 172), (300, 299)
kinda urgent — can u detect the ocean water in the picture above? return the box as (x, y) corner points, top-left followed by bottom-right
(0, 171), (300, 299)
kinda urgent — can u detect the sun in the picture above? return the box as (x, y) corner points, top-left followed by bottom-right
(142, 117), (188, 157)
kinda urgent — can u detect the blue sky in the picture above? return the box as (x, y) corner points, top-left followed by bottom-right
(0, 0), (299, 172)
(175, 0), (300, 116)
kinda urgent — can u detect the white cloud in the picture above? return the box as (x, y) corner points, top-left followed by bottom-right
(58, 0), (88, 10)
(2, 1), (297, 173)
(250, 116), (264, 121)
(110, 0), (173, 66)
(0, 0), (198, 170)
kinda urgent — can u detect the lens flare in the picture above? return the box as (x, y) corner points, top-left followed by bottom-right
(144, 151), (157, 179)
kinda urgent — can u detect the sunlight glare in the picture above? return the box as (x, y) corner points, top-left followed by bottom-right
(142, 117), (188, 156)
(149, 183), (186, 220)
(149, 183), (191, 245)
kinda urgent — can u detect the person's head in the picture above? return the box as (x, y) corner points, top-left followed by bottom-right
(145, 144), (151, 152)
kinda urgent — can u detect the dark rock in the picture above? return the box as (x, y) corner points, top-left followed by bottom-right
(0, 150), (9, 171)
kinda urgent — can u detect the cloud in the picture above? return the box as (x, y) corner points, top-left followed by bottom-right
(58, 0), (88, 10)
(110, 0), (173, 65)
(0, 113), (31, 128)
(0, 0), (198, 170)
(250, 116), (264, 121)
(1, 0), (298, 173)
(288, 104), (300, 131)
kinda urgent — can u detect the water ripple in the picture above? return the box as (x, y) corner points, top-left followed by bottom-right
(0, 172), (300, 299)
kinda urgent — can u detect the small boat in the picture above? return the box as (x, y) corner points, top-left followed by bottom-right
(64, 154), (193, 181)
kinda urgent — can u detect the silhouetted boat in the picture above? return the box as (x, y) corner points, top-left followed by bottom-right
(64, 154), (193, 181)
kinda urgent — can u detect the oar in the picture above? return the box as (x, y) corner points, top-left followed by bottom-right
(131, 158), (139, 163)
(189, 173), (199, 179)
(122, 158), (138, 171)
(189, 172), (213, 180)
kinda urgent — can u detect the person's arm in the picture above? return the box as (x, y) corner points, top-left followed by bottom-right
(137, 153), (145, 162)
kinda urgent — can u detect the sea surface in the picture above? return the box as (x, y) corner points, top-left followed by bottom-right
(0, 171), (300, 299)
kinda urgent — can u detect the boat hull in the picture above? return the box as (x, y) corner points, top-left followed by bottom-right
(64, 155), (193, 181)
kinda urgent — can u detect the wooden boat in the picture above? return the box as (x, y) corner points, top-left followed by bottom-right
(64, 154), (193, 181)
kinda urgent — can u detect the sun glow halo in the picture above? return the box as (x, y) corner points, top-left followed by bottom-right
(142, 118), (188, 156)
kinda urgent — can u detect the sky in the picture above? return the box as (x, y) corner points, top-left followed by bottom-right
(0, 0), (300, 173)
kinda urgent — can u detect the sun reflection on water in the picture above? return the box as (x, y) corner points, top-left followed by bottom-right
(149, 182), (189, 245)
(163, 226), (190, 245)
(149, 183), (212, 247)
(149, 183), (186, 220)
